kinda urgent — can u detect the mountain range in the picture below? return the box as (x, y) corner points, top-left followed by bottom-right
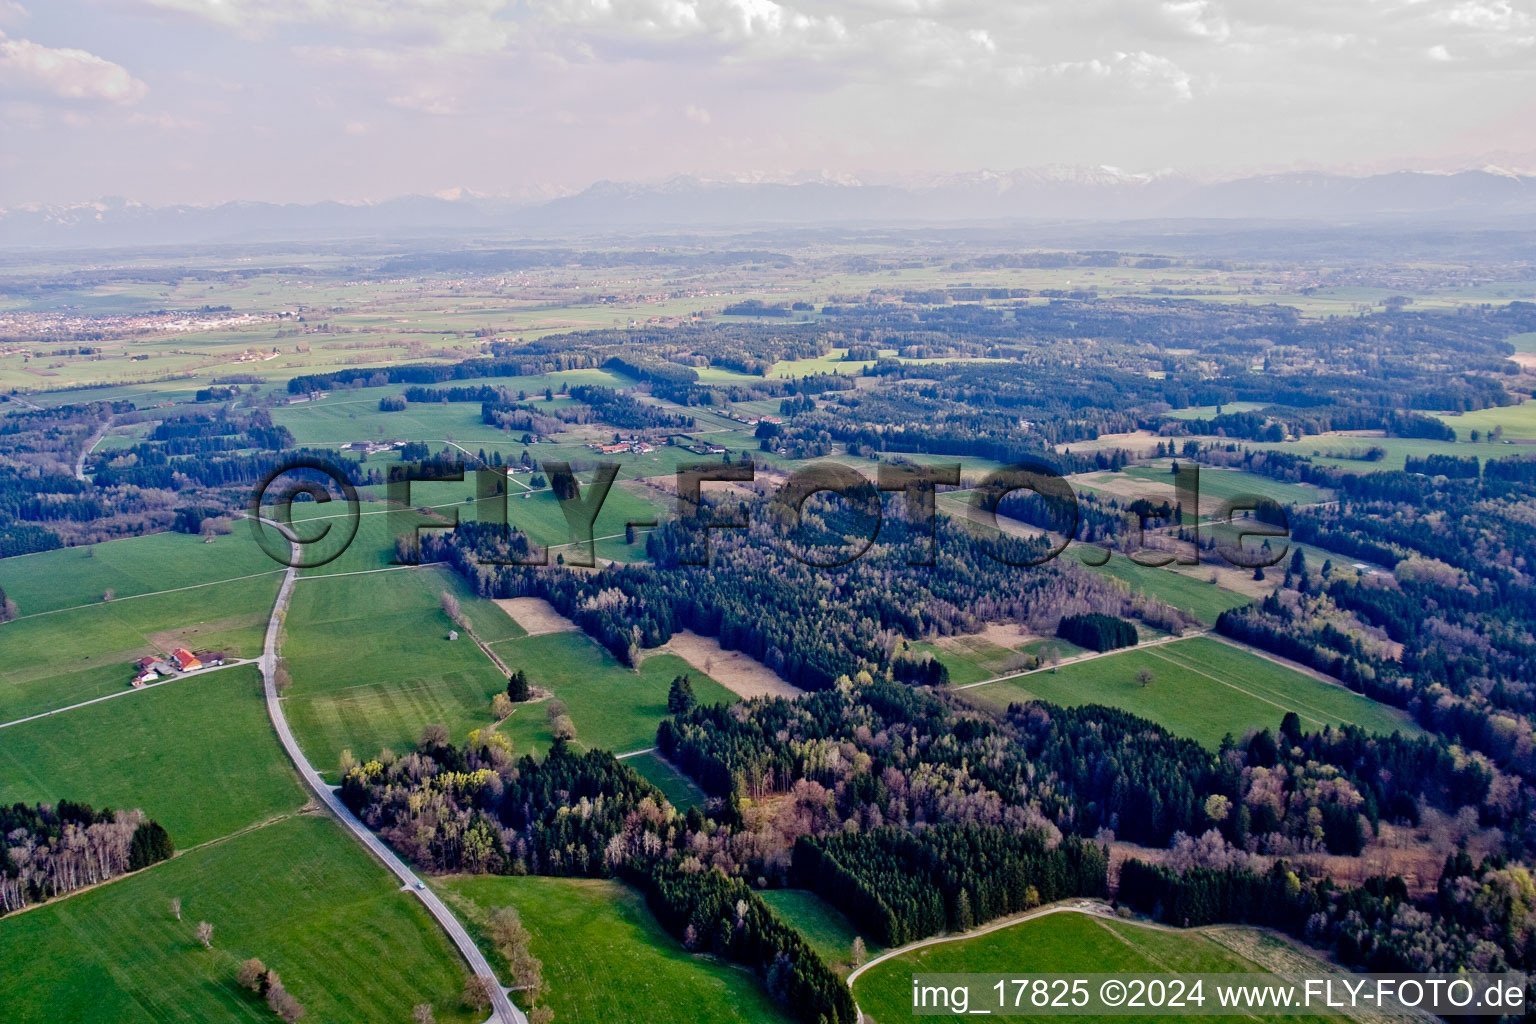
(3, 167), (1535, 249)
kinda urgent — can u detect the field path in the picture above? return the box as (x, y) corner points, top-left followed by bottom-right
(74, 420), (111, 482)
(257, 519), (525, 1024)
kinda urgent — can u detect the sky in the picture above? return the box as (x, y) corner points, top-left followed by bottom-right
(1, 0), (1534, 206)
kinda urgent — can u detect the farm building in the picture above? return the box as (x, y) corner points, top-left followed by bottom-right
(170, 648), (202, 672)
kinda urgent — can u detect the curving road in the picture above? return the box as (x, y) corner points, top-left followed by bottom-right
(256, 522), (523, 1024)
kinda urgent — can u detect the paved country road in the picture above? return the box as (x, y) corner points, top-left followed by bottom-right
(256, 520), (524, 1024)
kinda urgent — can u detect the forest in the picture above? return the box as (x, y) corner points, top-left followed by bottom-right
(0, 801), (173, 914)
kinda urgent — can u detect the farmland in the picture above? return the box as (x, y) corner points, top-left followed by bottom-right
(0, 530), (280, 615)
(489, 630), (741, 758)
(0, 666), (302, 847)
(758, 889), (880, 973)
(851, 910), (1334, 1024)
(0, 573), (279, 723)
(958, 636), (1419, 748)
(280, 566), (512, 777)
(0, 815), (481, 1024)
(1086, 556), (1253, 627)
(435, 874), (794, 1024)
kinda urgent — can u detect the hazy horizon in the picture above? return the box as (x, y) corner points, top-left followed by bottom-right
(2, 0), (1534, 208)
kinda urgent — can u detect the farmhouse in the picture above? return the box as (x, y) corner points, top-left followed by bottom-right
(170, 648), (202, 672)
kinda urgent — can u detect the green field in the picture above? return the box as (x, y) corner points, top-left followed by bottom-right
(1234, 433), (1519, 474)
(759, 889), (880, 973)
(490, 631), (740, 758)
(435, 874), (793, 1024)
(1086, 556), (1253, 627)
(904, 632), (1070, 687)
(1434, 399), (1536, 442)
(1117, 463), (1330, 509)
(959, 636), (1418, 748)
(0, 815), (480, 1024)
(1163, 401), (1267, 420)
(272, 370), (629, 444)
(0, 667), (302, 847)
(280, 567), (511, 776)
(0, 530), (281, 616)
(626, 749), (708, 810)
(0, 574), (279, 723)
(852, 910), (1332, 1024)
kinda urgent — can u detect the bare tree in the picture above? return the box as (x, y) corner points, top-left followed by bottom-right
(170, 896), (182, 920)
(528, 1007), (555, 1024)
(420, 723), (450, 747)
(411, 1005), (436, 1024)
(460, 975), (493, 1012)
(274, 659), (294, 695)
(195, 920), (214, 948)
(1136, 667), (1155, 688)
(268, 984), (306, 1023)
(851, 936), (867, 968)
(237, 958), (267, 991)
(550, 715), (577, 742)
(440, 591), (465, 627)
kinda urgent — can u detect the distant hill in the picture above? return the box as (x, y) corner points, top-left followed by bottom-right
(4, 167), (1535, 248)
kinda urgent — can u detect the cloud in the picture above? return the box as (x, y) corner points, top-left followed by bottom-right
(685, 102), (711, 124)
(136, 0), (517, 54)
(0, 30), (146, 103)
(387, 88), (460, 116)
(1007, 49), (1196, 103)
(542, 0), (848, 49)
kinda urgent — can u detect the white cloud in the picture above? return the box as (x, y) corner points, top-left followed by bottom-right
(685, 102), (711, 124)
(387, 88), (460, 116)
(0, 30), (146, 103)
(1009, 49), (1195, 103)
(137, 0), (517, 54)
(127, 111), (203, 130)
(542, 0), (847, 48)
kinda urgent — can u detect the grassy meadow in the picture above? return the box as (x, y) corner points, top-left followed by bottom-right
(759, 889), (880, 974)
(960, 636), (1418, 748)
(625, 749), (708, 810)
(490, 630), (740, 758)
(0, 667), (302, 847)
(0, 815), (481, 1024)
(0, 529), (281, 616)
(0, 573), (279, 723)
(280, 567), (511, 776)
(435, 874), (793, 1024)
(852, 910), (1334, 1024)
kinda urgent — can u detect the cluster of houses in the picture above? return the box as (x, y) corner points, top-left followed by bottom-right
(130, 648), (223, 688)
(587, 439), (657, 455)
(343, 440), (406, 455)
